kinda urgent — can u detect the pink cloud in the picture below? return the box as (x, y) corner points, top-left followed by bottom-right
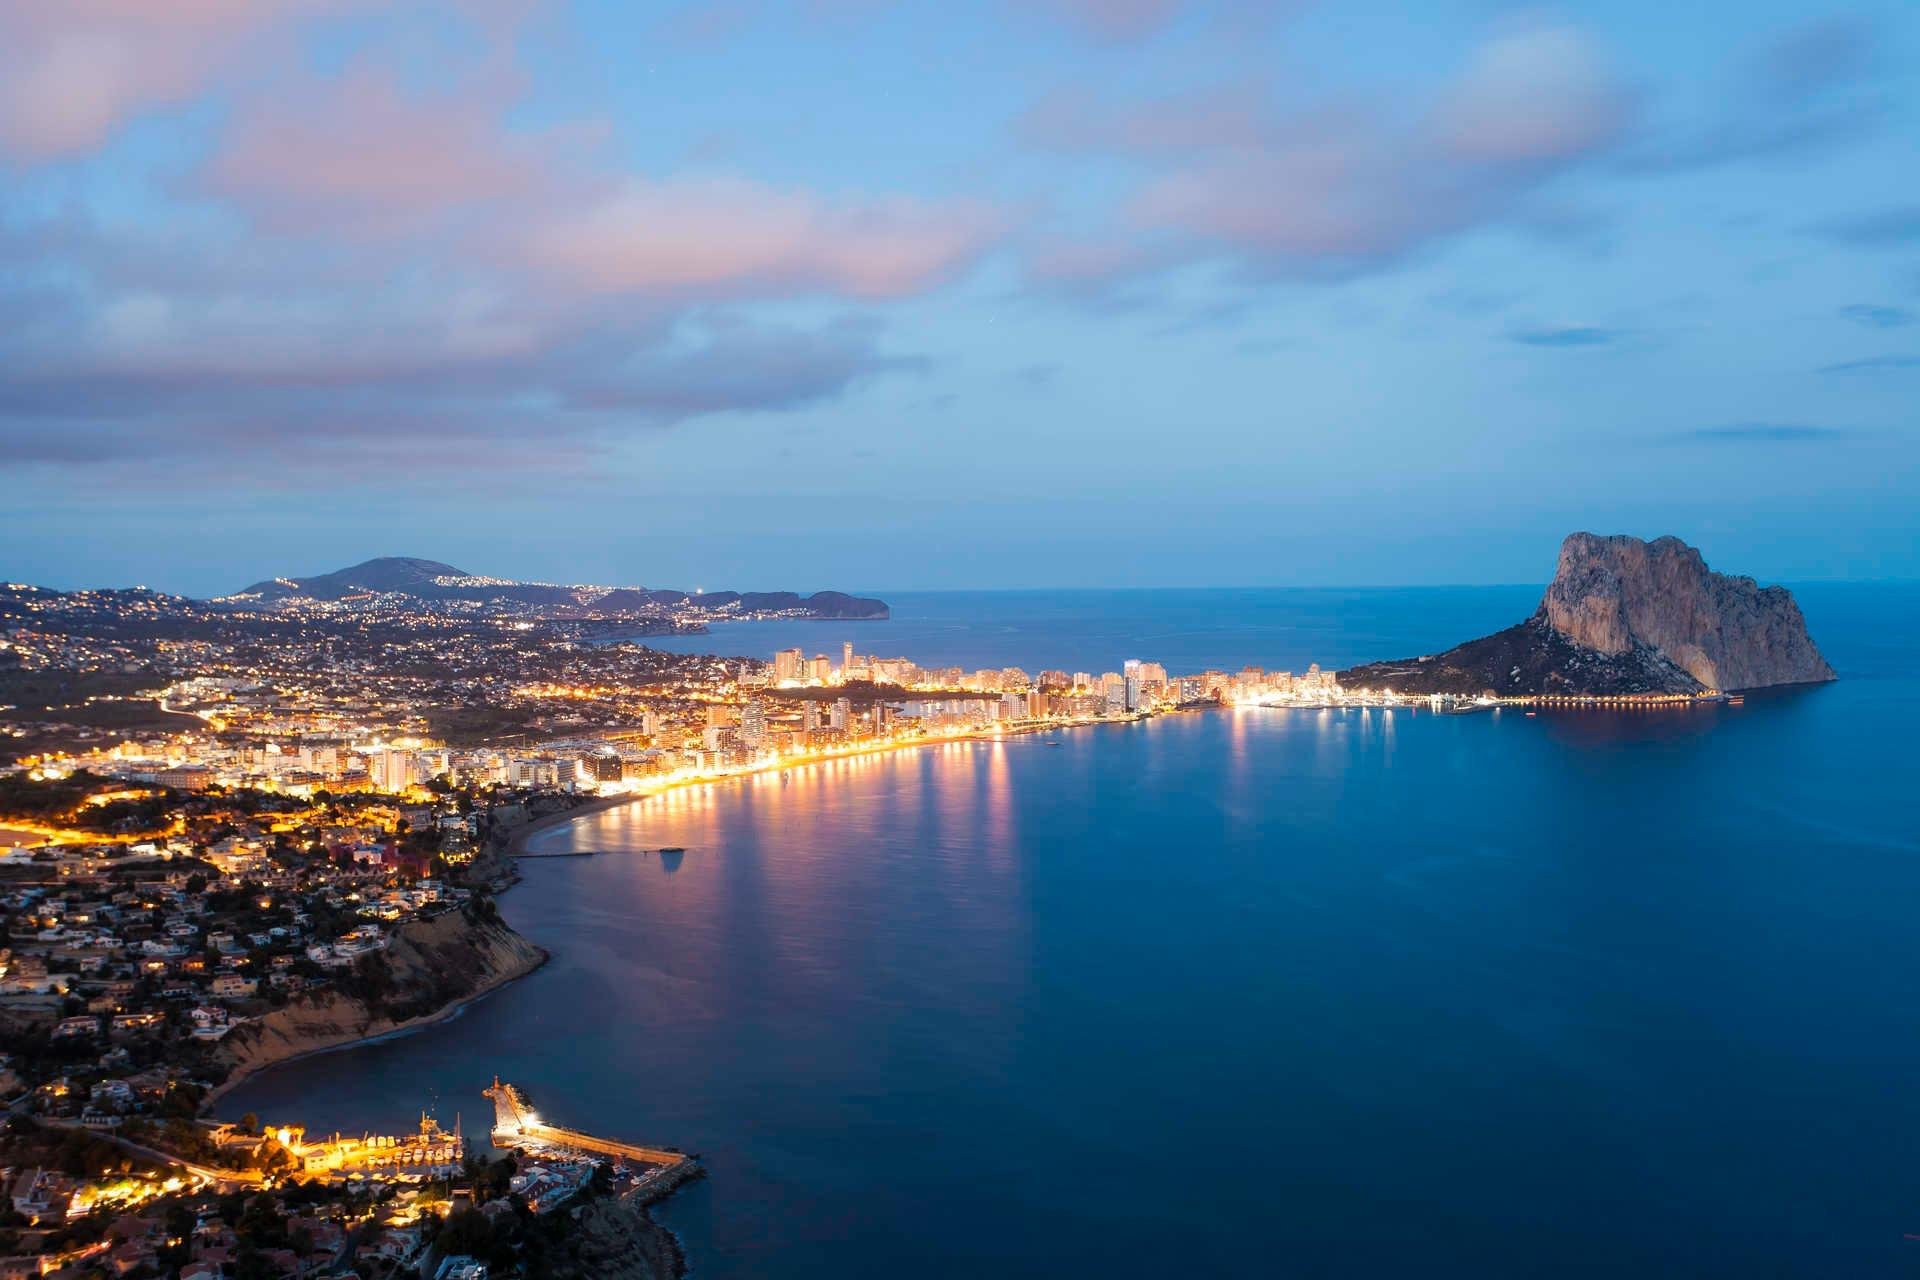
(203, 62), (594, 238)
(524, 177), (1006, 300)
(0, 0), (1008, 477)
(0, 1), (366, 160)
(189, 43), (1006, 303)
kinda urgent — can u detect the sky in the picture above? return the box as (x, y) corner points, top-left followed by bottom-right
(1, 0), (1916, 596)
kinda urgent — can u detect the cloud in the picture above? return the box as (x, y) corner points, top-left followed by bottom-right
(0, 6), (1013, 481)
(524, 178), (1005, 300)
(1434, 21), (1633, 164)
(1809, 205), (1920, 248)
(1018, 81), (1270, 154)
(201, 61), (585, 239)
(192, 41), (1006, 302)
(0, 1), (383, 161)
(1031, 0), (1184, 42)
(658, 0), (761, 46)
(1819, 355), (1920, 374)
(555, 316), (926, 417)
(1017, 18), (1630, 287)
(1839, 304), (1913, 329)
(1752, 14), (1878, 97)
(1683, 424), (1851, 442)
(1509, 325), (1621, 348)
(1627, 15), (1887, 172)
(0, 298), (928, 473)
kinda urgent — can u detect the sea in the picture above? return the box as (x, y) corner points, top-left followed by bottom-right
(222, 584), (1920, 1277)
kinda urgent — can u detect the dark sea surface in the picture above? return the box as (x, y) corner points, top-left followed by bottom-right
(224, 584), (1920, 1277)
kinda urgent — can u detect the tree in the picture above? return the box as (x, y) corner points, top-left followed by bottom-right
(437, 1206), (495, 1259)
(237, 1191), (287, 1248)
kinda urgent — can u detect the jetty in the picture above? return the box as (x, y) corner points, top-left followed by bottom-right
(483, 1077), (693, 1172)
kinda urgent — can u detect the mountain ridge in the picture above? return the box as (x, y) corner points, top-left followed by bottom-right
(222, 556), (890, 620)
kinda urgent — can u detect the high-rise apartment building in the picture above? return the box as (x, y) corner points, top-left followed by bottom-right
(773, 648), (804, 683)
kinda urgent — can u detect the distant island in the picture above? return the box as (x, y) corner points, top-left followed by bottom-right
(1340, 533), (1836, 696)
(219, 555), (889, 622)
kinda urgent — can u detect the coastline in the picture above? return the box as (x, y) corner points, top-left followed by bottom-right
(204, 711), (1176, 1275)
(505, 791), (643, 857)
(505, 711), (1167, 859)
(211, 709), (1191, 1112)
(204, 914), (549, 1112)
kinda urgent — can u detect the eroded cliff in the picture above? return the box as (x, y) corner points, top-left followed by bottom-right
(1541, 533), (1834, 690)
(1341, 533), (1835, 695)
(211, 905), (546, 1094)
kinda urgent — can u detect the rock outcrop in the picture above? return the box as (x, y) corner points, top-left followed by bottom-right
(546, 1193), (691, 1280)
(1340, 533), (1835, 696)
(1540, 533), (1833, 690)
(211, 906), (546, 1094)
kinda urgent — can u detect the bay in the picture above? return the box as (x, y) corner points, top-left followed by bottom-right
(222, 584), (1919, 1276)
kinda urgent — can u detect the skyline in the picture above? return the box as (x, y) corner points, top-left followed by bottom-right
(4, 1), (1918, 593)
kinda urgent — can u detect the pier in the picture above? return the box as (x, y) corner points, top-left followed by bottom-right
(1501, 691), (1721, 708)
(483, 1077), (691, 1168)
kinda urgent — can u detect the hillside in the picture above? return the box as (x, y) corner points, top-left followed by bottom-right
(221, 556), (889, 619)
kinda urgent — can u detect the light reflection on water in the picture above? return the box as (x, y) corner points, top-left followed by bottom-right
(219, 586), (1919, 1279)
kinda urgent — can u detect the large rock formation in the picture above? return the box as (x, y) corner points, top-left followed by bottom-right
(1539, 533), (1833, 690)
(1340, 533), (1835, 696)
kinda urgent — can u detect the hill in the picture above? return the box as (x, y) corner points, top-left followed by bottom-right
(1339, 534), (1834, 696)
(221, 557), (888, 620)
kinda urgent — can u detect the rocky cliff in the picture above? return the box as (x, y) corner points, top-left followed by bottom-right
(210, 905), (546, 1096)
(544, 1194), (690, 1280)
(1340, 533), (1835, 696)
(1539, 533), (1833, 690)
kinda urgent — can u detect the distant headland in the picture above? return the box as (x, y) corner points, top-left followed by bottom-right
(217, 555), (890, 622)
(1340, 533), (1836, 697)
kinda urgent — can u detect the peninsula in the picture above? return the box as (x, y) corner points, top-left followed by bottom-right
(1340, 533), (1836, 696)
(221, 555), (890, 623)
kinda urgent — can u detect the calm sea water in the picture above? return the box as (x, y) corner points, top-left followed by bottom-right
(225, 585), (1920, 1277)
(629, 585), (1546, 673)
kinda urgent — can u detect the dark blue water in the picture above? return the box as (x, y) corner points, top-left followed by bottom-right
(224, 585), (1920, 1277)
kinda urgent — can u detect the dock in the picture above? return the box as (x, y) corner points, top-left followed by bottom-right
(483, 1077), (693, 1169)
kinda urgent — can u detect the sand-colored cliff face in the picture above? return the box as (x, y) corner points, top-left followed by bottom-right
(212, 907), (546, 1093)
(1541, 533), (1835, 690)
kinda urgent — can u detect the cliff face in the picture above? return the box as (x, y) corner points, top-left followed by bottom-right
(213, 907), (546, 1090)
(1340, 533), (1835, 696)
(545, 1195), (688, 1280)
(1541, 533), (1834, 691)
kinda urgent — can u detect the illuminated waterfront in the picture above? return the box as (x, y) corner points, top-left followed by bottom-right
(218, 583), (1920, 1278)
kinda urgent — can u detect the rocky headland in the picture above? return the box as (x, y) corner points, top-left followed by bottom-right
(1340, 533), (1836, 696)
(208, 903), (547, 1100)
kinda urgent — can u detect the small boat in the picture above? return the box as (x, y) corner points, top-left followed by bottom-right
(657, 846), (686, 854)
(1524, 711), (1537, 717)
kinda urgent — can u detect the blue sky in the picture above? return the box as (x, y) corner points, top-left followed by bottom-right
(1, 0), (1915, 595)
